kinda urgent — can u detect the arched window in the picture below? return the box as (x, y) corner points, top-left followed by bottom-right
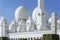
(42, 13), (44, 15)
(38, 13), (40, 16)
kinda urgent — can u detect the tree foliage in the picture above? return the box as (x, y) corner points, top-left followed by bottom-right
(43, 34), (59, 40)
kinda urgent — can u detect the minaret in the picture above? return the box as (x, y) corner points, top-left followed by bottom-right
(0, 17), (9, 40)
(32, 0), (48, 30)
(38, 0), (44, 9)
(51, 12), (57, 34)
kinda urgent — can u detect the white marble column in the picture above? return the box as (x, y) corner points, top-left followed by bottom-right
(17, 38), (18, 40)
(32, 37), (34, 40)
(30, 38), (31, 40)
(12, 38), (13, 40)
(15, 38), (17, 40)
(27, 38), (29, 40)
(10, 38), (11, 40)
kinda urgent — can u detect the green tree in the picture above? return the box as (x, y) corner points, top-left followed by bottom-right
(43, 34), (59, 40)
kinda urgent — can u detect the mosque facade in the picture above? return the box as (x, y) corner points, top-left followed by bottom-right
(0, 0), (60, 40)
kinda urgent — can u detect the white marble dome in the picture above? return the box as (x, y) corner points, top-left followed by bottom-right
(32, 7), (40, 22)
(15, 6), (29, 20)
(32, 7), (48, 22)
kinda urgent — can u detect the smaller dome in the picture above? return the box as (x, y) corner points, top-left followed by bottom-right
(32, 7), (40, 22)
(0, 17), (6, 24)
(32, 7), (48, 22)
(15, 6), (29, 20)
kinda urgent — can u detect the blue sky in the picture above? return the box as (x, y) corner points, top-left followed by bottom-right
(0, 0), (60, 22)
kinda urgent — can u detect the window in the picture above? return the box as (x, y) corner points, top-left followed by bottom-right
(23, 19), (26, 21)
(42, 13), (44, 15)
(38, 13), (40, 16)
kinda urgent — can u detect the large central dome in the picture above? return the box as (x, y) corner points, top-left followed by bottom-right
(15, 6), (29, 19)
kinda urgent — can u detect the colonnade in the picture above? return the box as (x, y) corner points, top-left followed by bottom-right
(9, 37), (42, 40)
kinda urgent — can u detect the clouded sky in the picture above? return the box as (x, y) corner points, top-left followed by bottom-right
(0, 0), (60, 22)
